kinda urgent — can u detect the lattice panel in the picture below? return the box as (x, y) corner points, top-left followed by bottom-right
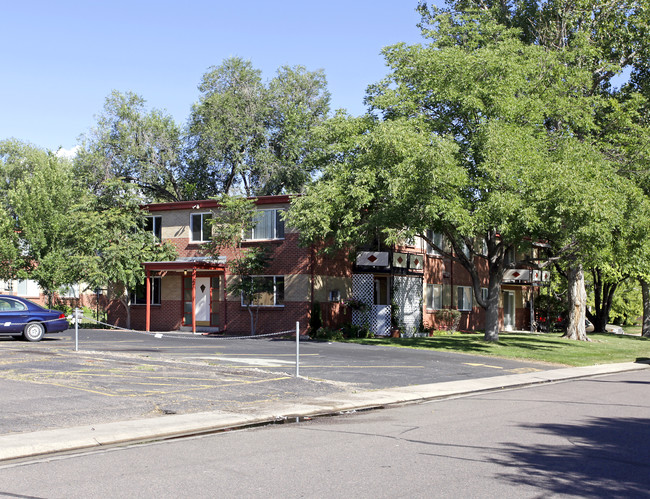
(394, 276), (422, 337)
(351, 274), (374, 329)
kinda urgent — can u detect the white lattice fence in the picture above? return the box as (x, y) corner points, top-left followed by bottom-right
(351, 274), (391, 336)
(393, 276), (422, 337)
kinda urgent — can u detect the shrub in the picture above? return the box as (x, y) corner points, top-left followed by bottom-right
(309, 302), (323, 333)
(434, 309), (462, 332)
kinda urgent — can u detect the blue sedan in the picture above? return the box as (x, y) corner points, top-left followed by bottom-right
(0, 295), (69, 341)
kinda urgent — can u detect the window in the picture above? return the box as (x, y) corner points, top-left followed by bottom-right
(0, 298), (27, 312)
(145, 216), (162, 240)
(457, 286), (473, 311)
(0, 280), (12, 292)
(59, 283), (80, 299)
(131, 277), (161, 305)
(329, 289), (341, 302)
(481, 287), (489, 302)
(460, 242), (471, 260)
(190, 213), (212, 242)
(241, 276), (284, 307)
(504, 246), (516, 266)
(16, 280), (39, 297)
(425, 230), (444, 256)
(426, 284), (442, 310)
(244, 209), (285, 240)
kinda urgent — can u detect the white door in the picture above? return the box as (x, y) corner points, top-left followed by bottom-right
(195, 277), (211, 322)
(504, 291), (515, 331)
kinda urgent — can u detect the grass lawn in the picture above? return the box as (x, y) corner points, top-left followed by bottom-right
(345, 332), (650, 367)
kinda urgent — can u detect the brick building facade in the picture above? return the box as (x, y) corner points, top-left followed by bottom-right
(106, 195), (540, 335)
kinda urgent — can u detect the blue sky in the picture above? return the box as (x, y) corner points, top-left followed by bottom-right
(1, 1), (435, 154)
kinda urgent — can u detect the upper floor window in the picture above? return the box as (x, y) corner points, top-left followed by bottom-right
(59, 283), (80, 299)
(145, 216), (162, 240)
(504, 246), (516, 266)
(457, 286), (473, 311)
(425, 230), (444, 256)
(244, 209), (285, 241)
(190, 213), (212, 243)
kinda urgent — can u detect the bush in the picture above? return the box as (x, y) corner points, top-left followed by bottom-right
(341, 323), (373, 339)
(313, 327), (344, 341)
(309, 302), (323, 333)
(434, 309), (461, 332)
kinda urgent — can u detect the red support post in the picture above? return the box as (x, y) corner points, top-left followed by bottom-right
(145, 269), (151, 332)
(191, 268), (197, 334)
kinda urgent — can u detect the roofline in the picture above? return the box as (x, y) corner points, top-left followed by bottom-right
(143, 195), (295, 212)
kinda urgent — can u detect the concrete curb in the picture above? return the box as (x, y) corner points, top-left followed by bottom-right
(1, 361), (647, 463)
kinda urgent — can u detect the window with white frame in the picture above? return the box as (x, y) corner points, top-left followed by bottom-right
(426, 284), (443, 310)
(130, 277), (161, 305)
(16, 279), (39, 297)
(145, 215), (162, 240)
(190, 213), (212, 242)
(244, 209), (285, 240)
(59, 283), (80, 299)
(241, 276), (285, 307)
(457, 286), (473, 311)
(481, 287), (489, 302)
(425, 230), (444, 256)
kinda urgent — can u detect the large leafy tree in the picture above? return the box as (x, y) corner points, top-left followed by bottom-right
(411, 0), (650, 339)
(1, 141), (84, 305)
(75, 91), (186, 202)
(74, 180), (178, 328)
(186, 58), (330, 198)
(290, 8), (623, 342)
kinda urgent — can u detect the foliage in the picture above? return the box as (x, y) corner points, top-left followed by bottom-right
(75, 91), (185, 202)
(608, 281), (642, 326)
(341, 297), (369, 312)
(309, 302), (323, 333)
(225, 246), (272, 335)
(203, 194), (257, 254)
(433, 309), (462, 332)
(186, 57), (330, 197)
(311, 326), (345, 341)
(340, 323), (373, 339)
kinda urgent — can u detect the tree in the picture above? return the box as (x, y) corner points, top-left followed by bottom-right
(201, 194), (272, 335)
(74, 180), (178, 328)
(291, 12), (616, 342)
(75, 91), (186, 202)
(186, 58), (330, 198)
(411, 0), (650, 339)
(4, 142), (84, 305)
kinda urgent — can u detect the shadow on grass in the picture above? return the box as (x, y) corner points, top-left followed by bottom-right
(352, 334), (569, 354)
(491, 416), (650, 497)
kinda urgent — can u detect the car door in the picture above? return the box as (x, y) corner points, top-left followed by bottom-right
(0, 297), (29, 334)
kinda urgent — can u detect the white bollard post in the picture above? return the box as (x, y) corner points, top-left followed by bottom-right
(295, 321), (300, 378)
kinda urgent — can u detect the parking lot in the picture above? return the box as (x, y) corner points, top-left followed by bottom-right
(0, 328), (549, 434)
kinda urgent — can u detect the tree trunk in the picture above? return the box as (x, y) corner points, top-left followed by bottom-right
(564, 263), (589, 341)
(641, 279), (650, 338)
(248, 306), (255, 336)
(484, 272), (502, 342)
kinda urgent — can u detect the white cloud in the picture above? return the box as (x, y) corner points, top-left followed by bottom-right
(55, 145), (80, 159)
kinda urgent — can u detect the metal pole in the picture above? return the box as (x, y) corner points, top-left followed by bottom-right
(74, 307), (79, 352)
(295, 321), (300, 378)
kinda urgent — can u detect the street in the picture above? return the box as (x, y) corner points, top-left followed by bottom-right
(1, 369), (648, 498)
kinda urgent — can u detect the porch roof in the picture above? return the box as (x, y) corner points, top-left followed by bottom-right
(142, 256), (227, 272)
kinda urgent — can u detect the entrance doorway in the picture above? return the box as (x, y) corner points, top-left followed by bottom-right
(195, 277), (210, 324)
(503, 291), (515, 331)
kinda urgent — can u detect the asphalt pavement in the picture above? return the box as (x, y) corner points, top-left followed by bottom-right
(1, 328), (648, 462)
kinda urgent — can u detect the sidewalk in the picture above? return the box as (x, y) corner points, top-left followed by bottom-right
(1, 360), (647, 462)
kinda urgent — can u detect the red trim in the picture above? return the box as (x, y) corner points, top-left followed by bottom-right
(145, 269), (151, 332)
(142, 262), (226, 271)
(143, 195), (294, 212)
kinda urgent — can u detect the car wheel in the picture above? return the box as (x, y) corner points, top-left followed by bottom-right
(23, 322), (45, 342)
